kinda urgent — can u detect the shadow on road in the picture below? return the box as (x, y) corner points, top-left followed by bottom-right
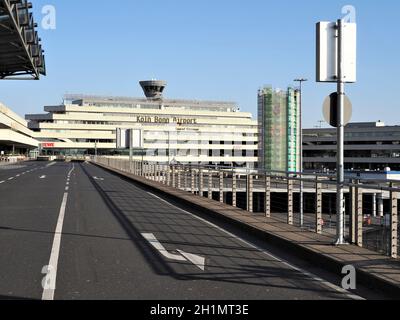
(79, 164), (352, 299)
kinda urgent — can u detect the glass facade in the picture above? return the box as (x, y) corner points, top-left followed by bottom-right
(303, 122), (400, 171)
(258, 87), (300, 172)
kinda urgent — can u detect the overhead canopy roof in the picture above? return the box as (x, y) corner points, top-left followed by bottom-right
(0, 0), (45, 80)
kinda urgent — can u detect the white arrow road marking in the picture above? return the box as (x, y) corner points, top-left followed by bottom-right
(142, 233), (206, 271)
(40, 175), (46, 179)
(177, 250), (206, 271)
(142, 233), (186, 261)
(146, 191), (364, 300)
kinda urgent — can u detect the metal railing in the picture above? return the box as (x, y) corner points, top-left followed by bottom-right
(92, 156), (399, 259)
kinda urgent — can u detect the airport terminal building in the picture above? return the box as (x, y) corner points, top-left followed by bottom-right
(26, 81), (258, 167)
(0, 103), (38, 159)
(303, 121), (400, 171)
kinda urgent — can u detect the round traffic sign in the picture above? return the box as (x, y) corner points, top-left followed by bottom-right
(323, 93), (352, 128)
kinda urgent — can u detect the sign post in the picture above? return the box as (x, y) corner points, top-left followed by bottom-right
(317, 17), (357, 245)
(336, 19), (346, 244)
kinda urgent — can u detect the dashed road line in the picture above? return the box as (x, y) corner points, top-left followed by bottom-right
(0, 164), (53, 186)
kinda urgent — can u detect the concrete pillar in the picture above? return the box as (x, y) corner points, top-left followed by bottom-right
(247, 174), (253, 213)
(177, 166), (182, 189)
(349, 182), (356, 244)
(390, 184), (398, 259)
(182, 167), (186, 191)
(316, 179), (323, 234)
(199, 169), (204, 197)
(232, 174), (237, 207)
(172, 166), (176, 188)
(265, 175), (271, 218)
(191, 169), (195, 194)
(167, 166), (171, 186)
(372, 193), (377, 217)
(219, 171), (224, 203)
(287, 178), (294, 225)
(164, 165), (168, 185)
(194, 170), (198, 195)
(208, 171), (213, 200)
(377, 193), (384, 217)
(355, 183), (363, 247)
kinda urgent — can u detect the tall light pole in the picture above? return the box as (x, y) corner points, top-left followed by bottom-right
(294, 78), (308, 228)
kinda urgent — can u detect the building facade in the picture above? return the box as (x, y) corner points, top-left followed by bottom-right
(303, 121), (400, 171)
(0, 102), (38, 157)
(26, 81), (258, 167)
(258, 86), (300, 172)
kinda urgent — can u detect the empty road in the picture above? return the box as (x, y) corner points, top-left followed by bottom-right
(0, 161), (384, 300)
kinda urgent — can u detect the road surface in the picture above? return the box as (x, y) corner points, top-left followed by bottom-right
(0, 161), (386, 300)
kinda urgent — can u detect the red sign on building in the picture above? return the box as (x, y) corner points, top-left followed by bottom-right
(41, 142), (55, 148)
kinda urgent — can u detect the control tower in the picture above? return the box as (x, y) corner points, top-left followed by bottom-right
(140, 80), (167, 100)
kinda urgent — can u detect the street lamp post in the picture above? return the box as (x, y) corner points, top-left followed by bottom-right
(294, 78), (308, 228)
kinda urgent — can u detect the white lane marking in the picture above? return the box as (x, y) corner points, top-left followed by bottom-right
(16, 174), (20, 177)
(93, 176), (104, 181)
(177, 249), (206, 271)
(0, 181), (4, 184)
(42, 192), (68, 301)
(42, 164), (75, 301)
(67, 165), (74, 177)
(40, 175), (46, 179)
(46, 162), (56, 168)
(8, 177), (14, 181)
(142, 233), (186, 262)
(146, 192), (364, 300)
(65, 187), (69, 191)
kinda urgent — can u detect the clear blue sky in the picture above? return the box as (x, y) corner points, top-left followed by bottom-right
(1, 0), (399, 128)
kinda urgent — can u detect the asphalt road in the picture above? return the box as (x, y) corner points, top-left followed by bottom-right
(0, 161), (386, 300)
